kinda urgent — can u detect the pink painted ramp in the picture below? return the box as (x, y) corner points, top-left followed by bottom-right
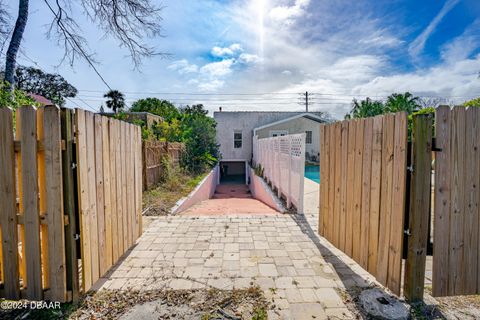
(181, 184), (279, 216)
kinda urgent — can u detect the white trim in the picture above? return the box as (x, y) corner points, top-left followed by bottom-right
(253, 113), (324, 135)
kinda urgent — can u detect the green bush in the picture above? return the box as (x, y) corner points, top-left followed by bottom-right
(0, 81), (38, 110)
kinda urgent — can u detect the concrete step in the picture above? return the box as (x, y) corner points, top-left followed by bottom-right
(215, 184), (250, 195)
(212, 193), (253, 199)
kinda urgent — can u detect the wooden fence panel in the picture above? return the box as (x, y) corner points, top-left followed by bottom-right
(142, 140), (185, 190)
(0, 106), (68, 301)
(75, 110), (143, 292)
(0, 107), (142, 300)
(319, 112), (408, 295)
(433, 106), (480, 296)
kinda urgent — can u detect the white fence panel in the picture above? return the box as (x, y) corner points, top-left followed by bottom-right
(253, 133), (305, 213)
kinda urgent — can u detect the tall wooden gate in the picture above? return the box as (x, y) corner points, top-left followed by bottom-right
(433, 106), (480, 296)
(75, 109), (143, 292)
(0, 106), (143, 302)
(319, 112), (408, 295)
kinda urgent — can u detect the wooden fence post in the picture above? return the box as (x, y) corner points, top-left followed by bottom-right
(61, 108), (79, 302)
(404, 114), (433, 301)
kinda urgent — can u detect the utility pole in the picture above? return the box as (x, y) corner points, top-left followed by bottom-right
(299, 91), (310, 112)
(305, 91), (308, 112)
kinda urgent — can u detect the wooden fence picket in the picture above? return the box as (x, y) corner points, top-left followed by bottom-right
(42, 106), (67, 302)
(0, 108), (20, 299)
(17, 106), (43, 300)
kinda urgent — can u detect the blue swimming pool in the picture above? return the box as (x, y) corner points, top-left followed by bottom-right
(305, 166), (320, 183)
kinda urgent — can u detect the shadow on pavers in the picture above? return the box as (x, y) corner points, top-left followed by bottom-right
(289, 214), (447, 319)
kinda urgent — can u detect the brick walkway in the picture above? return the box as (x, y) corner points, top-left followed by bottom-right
(97, 213), (374, 319)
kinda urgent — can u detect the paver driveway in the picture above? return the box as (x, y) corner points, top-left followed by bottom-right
(97, 213), (374, 319)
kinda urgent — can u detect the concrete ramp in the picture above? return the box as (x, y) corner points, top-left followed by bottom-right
(181, 184), (279, 216)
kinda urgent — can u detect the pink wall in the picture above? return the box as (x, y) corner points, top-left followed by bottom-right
(173, 166), (219, 214)
(248, 168), (284, 212)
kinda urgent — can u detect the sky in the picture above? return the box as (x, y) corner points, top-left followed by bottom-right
(4, 0), (480, 118)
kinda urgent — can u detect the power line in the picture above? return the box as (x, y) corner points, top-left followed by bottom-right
(76, 90), (304, 96)
(67, 97), (98, 112)
(43, 0), (113, 91)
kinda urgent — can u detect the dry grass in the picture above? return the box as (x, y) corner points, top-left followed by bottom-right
(68, 287), (268, 320)
(143, 169), (207, 216)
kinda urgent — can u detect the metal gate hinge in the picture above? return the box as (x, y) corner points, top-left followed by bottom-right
(404, 229), (411, 236)
(407, 165), (414, 173)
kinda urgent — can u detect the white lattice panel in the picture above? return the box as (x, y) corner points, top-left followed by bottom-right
(252, 133), (306, 213)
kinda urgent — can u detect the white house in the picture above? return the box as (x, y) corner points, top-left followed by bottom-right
(214, 111), (327, 183)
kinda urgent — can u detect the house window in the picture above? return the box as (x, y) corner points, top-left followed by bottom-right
(234, 130), (242, 148)
(306, 131), (312, 144)
(270, 130), (288, 137)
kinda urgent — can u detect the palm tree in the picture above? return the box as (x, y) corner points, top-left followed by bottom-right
(104, 90), (125, 113)
(385, 92), (420, 114)
(346, 98), (385, 119)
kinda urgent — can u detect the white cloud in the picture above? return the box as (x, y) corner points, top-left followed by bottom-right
(160, 0), (479, 116)
(269, 0), (311, 25)
(408, 0), (460, 59)
(359, 34), (404, 48)
(167, 59), (198, 74)
(200, 59), (235, 77)
(211, 43), (243, 57)
(198, 79), (225, 91)
(440, 19), (480, 63)
(238, 53), (261, 64)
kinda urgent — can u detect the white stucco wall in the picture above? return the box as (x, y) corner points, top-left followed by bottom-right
(214, 111), (325, 161)
(255, 117), (321, 157)
(171, 166), (219, 214)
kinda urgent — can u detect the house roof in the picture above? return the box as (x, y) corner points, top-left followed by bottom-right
(27, 94), (53, 106)
(253, 113), (326, 134)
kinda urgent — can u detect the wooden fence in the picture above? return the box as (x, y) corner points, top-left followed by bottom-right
(143, 140), (184, 190)
(433, 106), (480, 297)
(319, 112), (408, 295)
(0, 106), (142, 302)
(75, 109), (142, 291)
(0, 106), (68, 301)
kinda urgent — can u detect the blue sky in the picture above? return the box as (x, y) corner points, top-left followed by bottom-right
(5, 0), (480, 118)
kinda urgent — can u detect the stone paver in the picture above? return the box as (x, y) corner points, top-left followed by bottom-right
(97, 213), (375, 317)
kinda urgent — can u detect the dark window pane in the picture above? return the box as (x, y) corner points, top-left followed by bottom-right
(306, 131), (312, 144)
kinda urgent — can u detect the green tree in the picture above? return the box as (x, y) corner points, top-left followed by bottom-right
(464, 97), (480, 107)
(104, 90), (125, 113)
(180, 104), (219, 173)
(385, 92), (421, 113)
(345, 98), (385, 119)
(130, 98), (181, 121)
(12, 66), (77, 106)
(153, 118), (182, 142)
